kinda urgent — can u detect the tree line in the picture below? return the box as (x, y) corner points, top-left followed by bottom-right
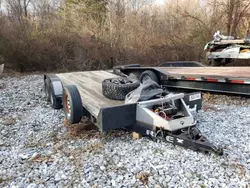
(0, 0), (249, 72)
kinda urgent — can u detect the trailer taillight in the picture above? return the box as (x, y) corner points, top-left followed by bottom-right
(186, 77), (196, 81)
(230, 80), (245, 84)
(207, 78), (218, 82)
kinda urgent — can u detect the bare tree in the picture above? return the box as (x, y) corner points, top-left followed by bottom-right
(6, 0), (32, 19)
(1, 0), (250, 72)
(225, 0), (250, 36)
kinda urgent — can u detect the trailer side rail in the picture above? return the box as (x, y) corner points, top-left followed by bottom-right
(118, 65), (250, 96)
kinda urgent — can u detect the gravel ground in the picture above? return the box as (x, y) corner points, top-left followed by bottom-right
(0, 75), (250, 188)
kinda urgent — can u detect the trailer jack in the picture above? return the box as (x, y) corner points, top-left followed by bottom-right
(148, 127), (223, 155)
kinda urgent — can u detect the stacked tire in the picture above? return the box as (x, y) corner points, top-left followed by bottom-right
(102, 71), (159, 100)
(102, 76), (140, 100)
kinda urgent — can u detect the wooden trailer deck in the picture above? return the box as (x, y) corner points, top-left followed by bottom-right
(56, 71), (123, 118)
(161, 67), (250, 80)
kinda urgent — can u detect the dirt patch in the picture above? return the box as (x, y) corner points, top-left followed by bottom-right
(3, 118), (16, 126)
(203, 93), (250, 106)
(136, 172), (151, 185)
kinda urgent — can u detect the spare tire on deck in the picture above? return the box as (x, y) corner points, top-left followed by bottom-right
(140, 70), (159, 84)
(102, 76), (140, 100)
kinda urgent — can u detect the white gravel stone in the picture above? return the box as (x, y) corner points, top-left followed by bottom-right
(100, 165), (106, 171)
(111, 179), (116, 186)
(27, 183), (38, 188)
(28, 152), (39, 161)
(18, 153), (29, 160)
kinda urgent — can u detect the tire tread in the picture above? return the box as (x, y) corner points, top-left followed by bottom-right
(102, 77), (140, 100)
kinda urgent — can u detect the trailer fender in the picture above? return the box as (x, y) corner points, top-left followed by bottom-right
(44, 74), (63, 109)
(97, 103), (137, 132)
(44, 74), (63, 98)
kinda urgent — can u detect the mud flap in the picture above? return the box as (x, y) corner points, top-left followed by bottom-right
(98, 103), (137, 132)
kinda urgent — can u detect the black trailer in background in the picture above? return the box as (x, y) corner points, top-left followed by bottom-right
(115, 65), (250, 96)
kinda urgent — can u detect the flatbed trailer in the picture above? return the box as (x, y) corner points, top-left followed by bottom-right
(56, 71), (140, 133)
(44, 69), (223, 155)
(117, 66), (250, 96)
(46, 70), (200, 132)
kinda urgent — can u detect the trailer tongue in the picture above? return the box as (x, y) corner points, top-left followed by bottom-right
(136, 94), (223, 155)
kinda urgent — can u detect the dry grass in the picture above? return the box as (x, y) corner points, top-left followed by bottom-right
(3, 118), (16, 126)
(70, 142), (104, 154)
(28, 154), (54, 163)
(0, 176), (16, 187)
(64, 118), (102, 139)
(136, 172), (152, 185)
(230, 163), (249, 178)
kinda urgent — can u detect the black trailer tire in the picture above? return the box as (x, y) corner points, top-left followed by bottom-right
(44, 79), (51, 102)
(63, 85), (83, 124)
(102, 77), (140, 100)
(210, 59), (222, 66)
(140, 70), (158, 84)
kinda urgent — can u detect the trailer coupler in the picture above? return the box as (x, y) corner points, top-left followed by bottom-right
(149, 127), (223, 155)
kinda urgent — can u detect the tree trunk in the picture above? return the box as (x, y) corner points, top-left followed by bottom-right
(231, 0), (240, 36)
(227, 0), (235, 35)
(24, 0), (28, 17)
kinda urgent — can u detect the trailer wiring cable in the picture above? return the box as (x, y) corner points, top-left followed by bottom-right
(181, 126), (195, 140)
(187, 126), (195, 140)
(170, 113), (185, 120)
(155, 127), (164, 140)
(159, 111), (170, 120)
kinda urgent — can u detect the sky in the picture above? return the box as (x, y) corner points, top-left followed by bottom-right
(155, 0), (166, 5)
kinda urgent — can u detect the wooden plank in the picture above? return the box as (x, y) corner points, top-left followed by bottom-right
(56, 71), (123, 117)
(213, 40), (246, 45)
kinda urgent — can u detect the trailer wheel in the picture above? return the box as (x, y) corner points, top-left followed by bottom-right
(140, 70), (158, 84)
(102, 77), (140, 100)
(44, 79), (51, 102)
(63, 85), (83, 124)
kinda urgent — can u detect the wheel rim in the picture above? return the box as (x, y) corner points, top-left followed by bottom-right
(44, 83), (47, 96)
(46, 87), (50, 100)
(45, 80), (49, 100)
(64, 93), (71, 118)
(50, 93), (54, 105)
(142, 75), (150, 83)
